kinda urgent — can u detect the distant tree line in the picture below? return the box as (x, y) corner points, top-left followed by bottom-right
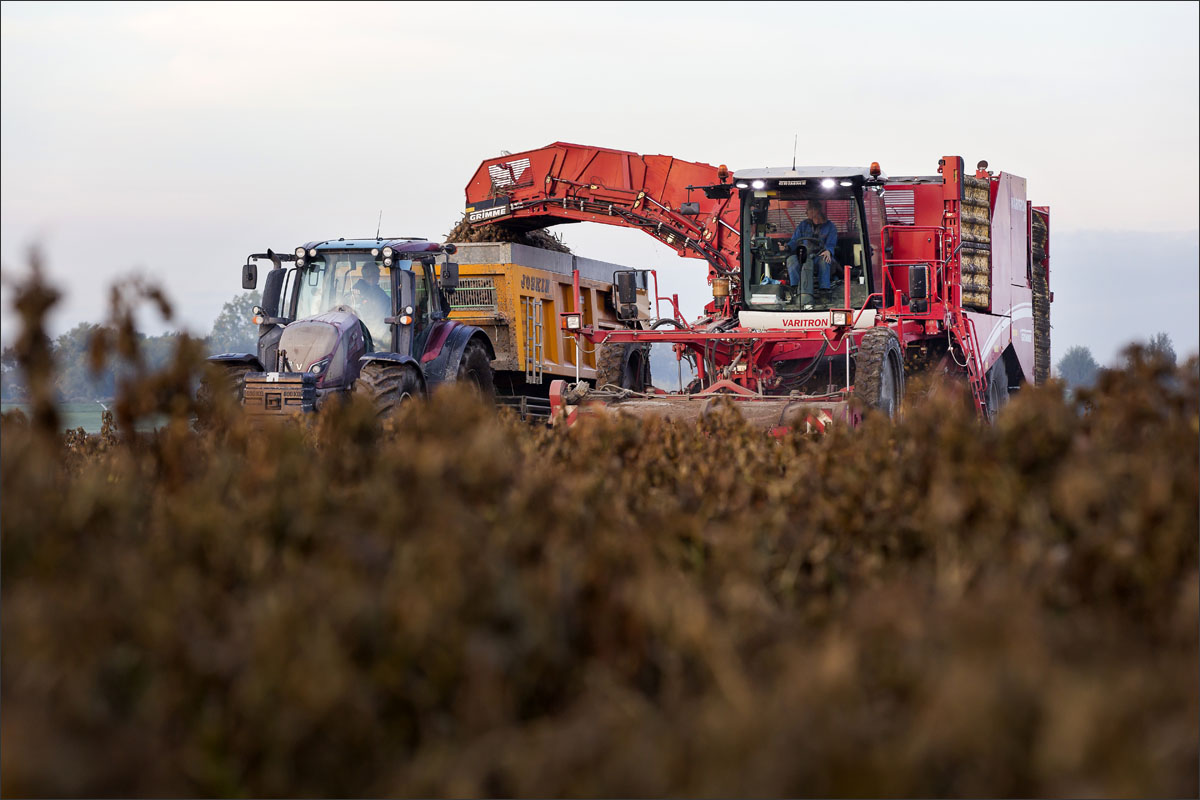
(2, 291), (260, 402)
(1056, 332), (1177, 391)
(0, 294), (1184, 402)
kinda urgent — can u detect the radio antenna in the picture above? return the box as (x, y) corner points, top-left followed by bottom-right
(792, 134), (798, 171)
(375, 209), (383, 239)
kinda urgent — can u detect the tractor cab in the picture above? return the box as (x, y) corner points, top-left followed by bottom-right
(735, 167), (886, 314)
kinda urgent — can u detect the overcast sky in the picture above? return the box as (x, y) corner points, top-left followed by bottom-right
(2, 1), (1197, 366)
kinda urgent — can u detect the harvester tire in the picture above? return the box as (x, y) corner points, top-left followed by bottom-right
(985, 354), (1010, 421)
(595, 341), (651, 392)
(354, 362), (422, 418)
(1031, 265), (1051, 387)
(456, 338), (496, 403)
(855, 328), (904, 418)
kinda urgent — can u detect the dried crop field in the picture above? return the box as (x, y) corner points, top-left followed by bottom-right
(2, 268), (1198, 797)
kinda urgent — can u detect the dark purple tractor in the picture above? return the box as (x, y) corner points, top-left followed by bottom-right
(205, 238), (495, 418)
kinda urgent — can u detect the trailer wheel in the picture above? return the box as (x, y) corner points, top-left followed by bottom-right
(596, 341), (651, 392)
(456, 338), (496, 403)
(855, 328), (905, 417)
(354, 362), (422, 418)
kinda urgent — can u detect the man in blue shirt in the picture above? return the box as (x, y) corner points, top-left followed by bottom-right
(785, 198), (838, 305)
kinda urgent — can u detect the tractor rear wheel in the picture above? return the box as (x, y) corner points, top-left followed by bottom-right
(855, 328), (905, 417)
(354, 362), (423, 418)
(456, 338), (495, 403)
(595, 341), (651, 392)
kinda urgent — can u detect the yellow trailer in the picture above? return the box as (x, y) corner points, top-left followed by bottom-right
(443, 242), (651, 395)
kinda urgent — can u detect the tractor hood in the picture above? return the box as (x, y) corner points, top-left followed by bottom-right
(278, 307), (367, 388)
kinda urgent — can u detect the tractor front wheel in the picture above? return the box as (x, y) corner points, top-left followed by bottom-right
(855, 328), (905, 417)
(196, 363), (252, 426)
(354, 362), (423, 418)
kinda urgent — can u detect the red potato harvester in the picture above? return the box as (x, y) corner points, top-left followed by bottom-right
(463, 143), (1051, 432)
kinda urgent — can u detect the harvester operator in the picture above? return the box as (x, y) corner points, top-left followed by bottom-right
(786, 198), (838, 304)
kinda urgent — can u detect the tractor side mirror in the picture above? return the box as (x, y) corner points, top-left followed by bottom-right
(261, 266), (286, 317)
(613, 270), (640, 321)
(242, 262), (258, 290)
(441, 261), (459, 291)
(679, 201), (700, 216)
(909, 264), (930, 314)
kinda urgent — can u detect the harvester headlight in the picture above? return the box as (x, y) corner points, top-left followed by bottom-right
(751, 179), (766, 190)
(821, 178), (836, 189)
(398, 314), (413, 326)
(829, 309), (852, 327)
(562, 313), (583, 331)
(296, 258), (305, 267)
(382, 246), (394, 258)
(294, 247), (306, 258)
(308, 248), (316, 257)
(404, 305), (414, 314)
(371, 248), (380, 256)
(840, 180), (853, 187)
(735, 182), (749, 189)
(383, 257), (393, 267)
(309, 358), (329, 375)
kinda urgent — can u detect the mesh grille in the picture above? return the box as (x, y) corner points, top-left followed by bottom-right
(450, 277), (498, 311)
(884, 189), (915, 225)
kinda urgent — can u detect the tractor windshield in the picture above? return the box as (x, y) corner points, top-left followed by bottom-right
(294, 252), (396, 345)
(742, 190), (870, 312)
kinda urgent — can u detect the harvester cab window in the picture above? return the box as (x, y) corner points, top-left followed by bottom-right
(745, 193), (866, 312)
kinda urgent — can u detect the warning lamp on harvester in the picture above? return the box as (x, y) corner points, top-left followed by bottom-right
(717, 164), (729, 183)
(869, 162), (881, 178)
(829, 309), (853, 327)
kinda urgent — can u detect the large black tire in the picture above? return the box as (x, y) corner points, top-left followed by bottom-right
(1031, 215), (1051, 386)
(595, 341), (651, 392)
(456, 338), (496, 403)
(985, 354), (1010, 421)
(855, 328), (905, 417)
(353, 362), (423, 418)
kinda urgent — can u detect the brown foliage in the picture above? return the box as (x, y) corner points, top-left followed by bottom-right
(2, 263), (1197, 797)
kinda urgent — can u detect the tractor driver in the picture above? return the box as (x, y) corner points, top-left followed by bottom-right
(350, 262), (392, 341)
(785, 198), (838, 305)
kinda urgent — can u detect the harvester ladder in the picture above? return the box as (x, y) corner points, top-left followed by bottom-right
(953, 312), (988, 413)
(523, 296), (544, 384)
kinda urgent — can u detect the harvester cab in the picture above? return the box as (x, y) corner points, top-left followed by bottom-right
(734, 166), (885, 317)
(206, 239), (495, 417)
